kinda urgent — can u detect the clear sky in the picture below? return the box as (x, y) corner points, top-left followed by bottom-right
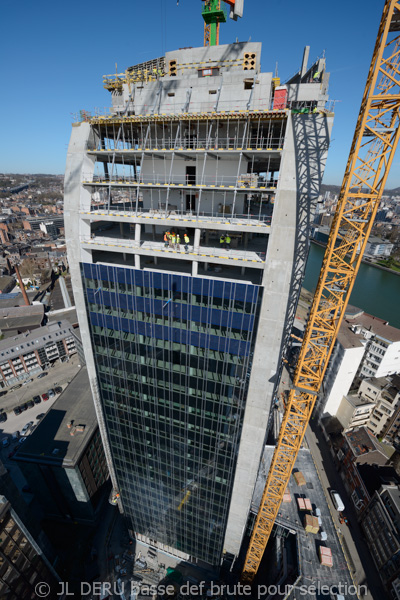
(1, 0), (399, 188)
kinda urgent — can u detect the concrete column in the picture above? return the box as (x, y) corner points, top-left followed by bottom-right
(135, 224), (141, 243)
(120, 223), (127, 261)
(192, 261), (198, 277)
(135, 255), (140, 269)
(194, 228), (201, 251)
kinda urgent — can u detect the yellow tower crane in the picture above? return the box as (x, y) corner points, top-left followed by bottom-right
(241, 0), (400, 583)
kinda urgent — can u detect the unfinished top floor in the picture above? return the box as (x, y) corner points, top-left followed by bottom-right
(100, 42), (330, 117)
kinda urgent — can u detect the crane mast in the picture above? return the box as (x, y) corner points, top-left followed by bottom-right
(241, 0), (400, 583)
(202, 0), (243, 46)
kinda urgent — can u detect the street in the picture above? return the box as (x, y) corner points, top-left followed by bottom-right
(305, 420), (387, 600)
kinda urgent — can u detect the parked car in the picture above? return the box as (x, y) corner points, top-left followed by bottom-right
(11, 432), (20, 441)
(0, 390), (7, 397)
(13, 406), (22, 416)
(0, 412), (7, 423)
(10, 384), (22, 391)
(25, 400), (34, 409)
(33, 395), (41, 405)
(18, 437), (27, 445)
(21, 422), (33, 437)
(22, 378), (33, 386)
(20, 403), (28, 412)
(47, 389), (55, 398)
(37, 372), (48, 379)
(41, 393), (49, 401)
(36, 413), (45, 420)
(55, 386), (63, 394)
(2, 438), (10, 448)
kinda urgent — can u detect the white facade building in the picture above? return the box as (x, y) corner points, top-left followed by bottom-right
(321, 308), (400, 417)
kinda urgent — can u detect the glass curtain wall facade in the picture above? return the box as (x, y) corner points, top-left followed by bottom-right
(82, 263), (262, 564)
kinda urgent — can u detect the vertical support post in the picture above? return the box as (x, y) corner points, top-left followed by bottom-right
(194, 228), (201, 251)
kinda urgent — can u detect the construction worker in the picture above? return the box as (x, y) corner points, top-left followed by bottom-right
(176, 234), (181, 250)
(220, 235), (226, 249)
(164, 231), (170, 248)
(225, 234), (231, 249)
(170, 232), (176, 248)
(313, 71), (320, 82)
(184, 232), (190, 252)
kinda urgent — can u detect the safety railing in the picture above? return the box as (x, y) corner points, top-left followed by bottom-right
(87, 99), (286, 122)
(81, 235), (266, 263)
(90, 205), (273, 225)
(83, 173), (278, 189)
(88, 136), (285, 152)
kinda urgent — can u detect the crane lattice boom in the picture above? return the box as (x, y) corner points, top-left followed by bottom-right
(242, 0), (400, 583)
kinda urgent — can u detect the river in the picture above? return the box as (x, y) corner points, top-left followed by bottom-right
(303, 242), (400, 329)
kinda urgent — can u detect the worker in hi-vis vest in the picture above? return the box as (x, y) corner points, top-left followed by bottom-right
(184, 233), (189, 252)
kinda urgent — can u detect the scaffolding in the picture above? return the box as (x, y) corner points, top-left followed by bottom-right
(82, 110), (285, 226)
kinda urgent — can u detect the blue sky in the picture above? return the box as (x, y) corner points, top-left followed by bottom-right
(1, 0), (399, 188)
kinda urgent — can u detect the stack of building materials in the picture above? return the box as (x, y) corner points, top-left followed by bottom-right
(304, 514), (319, 533)
(293, 471), (306, 486)
(297, 497), (312, 511)
(283, 488), (291, 503)
(297, 498), (306, 510)
(304, 497), (312, 511)
(319, 546), (333, 567)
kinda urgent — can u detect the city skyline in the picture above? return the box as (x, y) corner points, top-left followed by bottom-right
(2, 0), (400, 187)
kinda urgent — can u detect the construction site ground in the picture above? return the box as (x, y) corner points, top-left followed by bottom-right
(90, 504), (219, 600)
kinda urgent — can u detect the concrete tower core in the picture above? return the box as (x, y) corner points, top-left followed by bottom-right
(64, 41), (333, 566)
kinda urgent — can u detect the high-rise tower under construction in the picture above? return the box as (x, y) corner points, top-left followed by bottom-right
(65, 40), (333, 566)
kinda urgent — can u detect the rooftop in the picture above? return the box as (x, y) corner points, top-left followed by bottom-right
(345, 310), (400, 343)
(343, 426), (389, 465)
(0, 319), (73, 357)
(0, 303), (44, 336)
(14, 367), (97, 468)
(368, 236), (393, 245)
(345, 394), (375, 409)
(337, 326), (365, 350)
(0, 275), (15, 292)
(382, 484), (400, 511)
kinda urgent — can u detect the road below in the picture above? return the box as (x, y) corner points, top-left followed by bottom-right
(305, 420), (387, 600)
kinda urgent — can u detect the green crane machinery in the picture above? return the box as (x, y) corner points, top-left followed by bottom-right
(201, 0), (243, 46)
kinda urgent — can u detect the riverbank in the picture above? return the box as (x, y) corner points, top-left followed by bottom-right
(311, 239), (400, 277)
(304, 243), (400, 328)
